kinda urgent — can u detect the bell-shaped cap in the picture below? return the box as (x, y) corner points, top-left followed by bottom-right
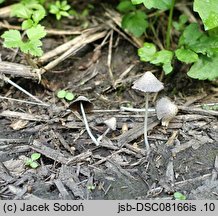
(104, 117), (117, 130)
(69, 96), (94, 113)
(132, 71), (164, 93)
(156, 97), (178, 127)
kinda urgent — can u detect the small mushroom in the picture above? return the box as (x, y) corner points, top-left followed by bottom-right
(156, 97), (178, 127)
(97, 117), (117, 142)
(132, 72), (164, 152)
(69, 96), (99, 146)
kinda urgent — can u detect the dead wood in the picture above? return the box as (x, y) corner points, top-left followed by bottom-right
(0, 61), (38, 79)
(115, 117), (160, 147)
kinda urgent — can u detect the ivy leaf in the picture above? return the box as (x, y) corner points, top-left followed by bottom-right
(122, 10), (148, 37)
(188, 52), (218, 80)
(173, 14), (188, 31)
(26, 25), (46, 41)
(150, 50), (173, 74)
(117, 0), (135, 13)
(175, 48), (199, 63)
(131, 0), (172, 10)
(138, 42), (156, 61)
(163, 62), (173, 74)
(179, 23), (203, 46)
(189, 35), (218, 56)
(1, 30), (23, 48)
(194, 0), (218, 30)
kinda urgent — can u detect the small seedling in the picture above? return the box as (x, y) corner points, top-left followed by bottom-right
(25, 153), (41, 169)
(173, 192), (187, 200)
(49, 0), (71, 20)
(57, 90), (75, 101)
(1, 25), (46, 57)
(1, 0), (46, 57)
(87, 184), (96, 191)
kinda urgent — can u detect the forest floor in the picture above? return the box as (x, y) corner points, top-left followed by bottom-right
(0, 2), (218, 200)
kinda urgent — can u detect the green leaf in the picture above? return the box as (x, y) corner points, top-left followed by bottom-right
(179, 23), (203, 46)
(30, 161), (40, 169)
(31, 153), (41, 161)
(194, 0), (218, 30)
(174, 192), (186, 200)
(175, 48), (199, 63)
(32, 8), (46, 24)
(65, 92), (75, 101)
(131, 0), (172, 10)
(26, 25), (46, 41)
(50, 4), (59, 13)
(189, 35), (218, 56)
(60, 11), (70, 17)
(61, 3), (70, 11)
(117, 0), (135, 13)
(1, 30), (23, 48)
(11, 4), (31, 19)
(163, 62), (173, 74)
(57, 90), (67, 98)
(150, 50), (173, 64)
(20, 40), (43, 56)
(173, 14), (188, 31)
(22, 19), (34, 30)
(25, 159), (32, 166)
(0, 0), (5, 4)
(122, 10), (148, 37)
(138, 42), (156, 61)
(188, 52), (218, 80)
(56, 13), (61, 20)
(150, 50), (173, 74)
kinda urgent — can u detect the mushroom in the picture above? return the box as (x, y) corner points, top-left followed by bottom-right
(97, 117), (117, 142)
(132, 71), (164, 152)
(69, 96), (99, 146)
(156, 97), (178, 127)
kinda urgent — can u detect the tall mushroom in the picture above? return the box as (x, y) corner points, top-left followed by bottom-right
(69, 96), (99, 146)
(132, 72), (164, 152)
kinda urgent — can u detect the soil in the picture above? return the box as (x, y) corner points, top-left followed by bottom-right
(0, 2), (218, 200)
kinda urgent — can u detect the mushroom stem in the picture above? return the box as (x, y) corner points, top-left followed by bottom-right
(97, 128), (110, 142)
(144, 93), (150, 153)
(80, 102), (99, 146)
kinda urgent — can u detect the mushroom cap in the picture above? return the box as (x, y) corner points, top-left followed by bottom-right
(156, 97), (178, 127)
(69, 96), (94, 113)
(104, 117), (117, 130)
(132, 71), (164, 93)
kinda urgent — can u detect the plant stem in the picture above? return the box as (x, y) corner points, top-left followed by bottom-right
(80, 102), (99, 146)
(166, 0), (176, 49)
(144, 93), (150, 153)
